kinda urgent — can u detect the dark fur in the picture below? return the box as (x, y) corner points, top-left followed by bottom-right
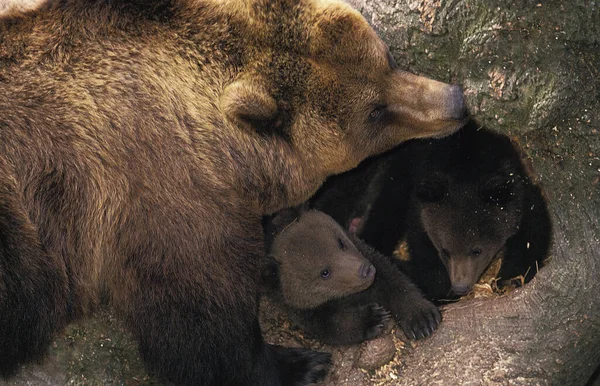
(372, 121), (552, 300)
(264, 210), (441, 345)
(308, 142), (414, 247)
(309, 154), (391, 235)
(0, 0), (466, 383)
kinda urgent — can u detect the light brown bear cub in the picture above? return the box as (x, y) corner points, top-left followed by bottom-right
(263, 208), (441, 345)
(0, 0), (466, 384)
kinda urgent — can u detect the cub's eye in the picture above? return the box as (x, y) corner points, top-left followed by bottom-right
(470, 248), (482, 256)
(338, 238), (345, 250)
(320, 269), (331, 279)
(368, 105), (387, 123)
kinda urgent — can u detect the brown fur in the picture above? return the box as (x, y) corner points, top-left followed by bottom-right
(269, 211), (375, 309)
(263, 209), (441, 345)
(0, 0), (466, 383)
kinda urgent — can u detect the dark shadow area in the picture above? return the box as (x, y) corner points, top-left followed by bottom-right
(586, 364), (600, 386)
(310, 120), (552, 303)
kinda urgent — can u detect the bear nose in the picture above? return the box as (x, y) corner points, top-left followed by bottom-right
(444, 85), (468, 120)
(359, 263), (376, 279)
(451, 283), (472, 296)
(446, 85), (467, 120)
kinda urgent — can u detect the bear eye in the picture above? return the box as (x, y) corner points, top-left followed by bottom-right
(338, 238), (345, 250)
(320, 269), (331, 279)
(470, 248), (482, 256)
(368, 105), (387, 123)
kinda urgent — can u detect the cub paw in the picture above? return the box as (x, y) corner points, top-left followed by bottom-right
(364, 303), (392, 341)
(398, 299), (441, 340)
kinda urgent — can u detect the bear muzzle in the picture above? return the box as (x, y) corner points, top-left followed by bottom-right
(388, 72), (469, 138)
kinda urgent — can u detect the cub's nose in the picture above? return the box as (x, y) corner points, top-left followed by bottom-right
(446, 85), (467, 121)
(359, 263), (376, 279)
(451, 283), (472, 296)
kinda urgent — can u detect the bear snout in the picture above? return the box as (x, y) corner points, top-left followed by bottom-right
(447, 256), (480, 296)
(450, 283), (472, 296)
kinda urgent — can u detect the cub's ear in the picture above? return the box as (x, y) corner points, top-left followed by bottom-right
(221, 78), (281, 134)
(415, 175), (448, 203)
(263, 204), (308, 250)
(479, 168), (522, 205)
(270, 204), (307, 232)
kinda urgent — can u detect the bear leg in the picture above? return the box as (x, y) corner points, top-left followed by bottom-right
(403, 228), (453, 301)
(265, 344), (331, 385)
(117, 213), (330, 385)
(0, 187), (69, 378)
(351, 235), (442, 340)
(297, 301), (391, 345)
(125, 283), (330, 385)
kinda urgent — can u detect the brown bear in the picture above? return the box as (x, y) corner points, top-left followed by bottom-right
(0, 0), (467, 384)
(263, 208), (440, 345)
(396, 121), (551, 300)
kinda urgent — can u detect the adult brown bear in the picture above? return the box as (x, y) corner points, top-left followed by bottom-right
(0, 0), (467, 384)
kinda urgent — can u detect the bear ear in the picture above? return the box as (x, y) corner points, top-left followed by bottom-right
(221, 78), (281, 134)
(267, 204), (306, 234)
(310, 3), (372, 59)
(263, 204), (307, 252)
(415, 176), (448, 203)
(479, 171), (521, 205)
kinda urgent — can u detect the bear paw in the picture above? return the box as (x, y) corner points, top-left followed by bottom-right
(270, 345), (332, 385)
(398, 299), (441, 340)
(364, 303), (392, 341)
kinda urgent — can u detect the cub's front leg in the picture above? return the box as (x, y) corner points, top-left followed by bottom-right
(294, 300), (391, 345)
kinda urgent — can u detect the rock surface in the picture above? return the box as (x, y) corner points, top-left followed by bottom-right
(356, 335), (397, 371)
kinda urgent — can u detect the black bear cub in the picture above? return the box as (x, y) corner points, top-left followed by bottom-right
(263, 208), (441, 345)
(394, 121), (552, 300)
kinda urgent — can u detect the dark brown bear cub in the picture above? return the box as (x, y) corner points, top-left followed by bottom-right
(360, 121), (551, 301)
(397, 122), (551, 300)
(263, 209), (441, 345)
(0, 0), (466, 384)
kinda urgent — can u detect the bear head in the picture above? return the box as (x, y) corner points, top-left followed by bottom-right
(265, 209), (375, 309)
(218, 0), (468, 210)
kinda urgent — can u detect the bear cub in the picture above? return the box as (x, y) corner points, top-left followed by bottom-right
(262, 208), (441, 345)
(396, 121), (552, 300)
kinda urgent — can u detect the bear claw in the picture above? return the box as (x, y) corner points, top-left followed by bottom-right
(365, 304), (392, 340)
(401, 301), (442, 340)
